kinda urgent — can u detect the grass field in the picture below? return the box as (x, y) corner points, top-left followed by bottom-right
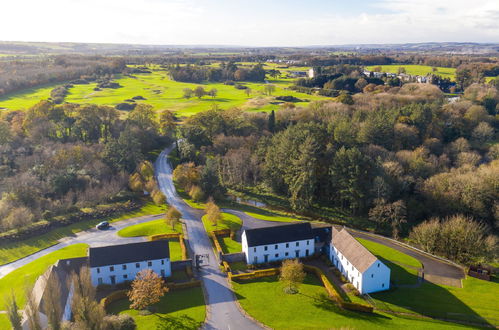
(365, 64), (457, 80)
(201, 212), (242, 233)
(0, 63), (330, 116)
(107, 287), (206, 330)
(357, 238), (422, 285)
(0, 202), (165, 266)
(117, 218), (182, 237)
(219, 236), (242, 254)
(232, 275), (467, 329)
(0, 244), (88, 310)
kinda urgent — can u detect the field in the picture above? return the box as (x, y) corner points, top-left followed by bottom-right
(232, 275), (467, 329)
(107, 287), (206, 330)
(358, 238), (422, 285)
(0, 244), (88, 310)
(117, 218), (182, 237)
(0, 202), (165, 266)
(0, 63), (330, 116)
(365, 64), (457, 80)
(201, 212), (242, 233)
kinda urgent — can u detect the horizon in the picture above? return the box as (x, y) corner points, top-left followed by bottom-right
(0, 0), (498, 47)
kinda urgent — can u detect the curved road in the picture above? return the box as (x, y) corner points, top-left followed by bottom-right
(155, 147), (261, 330)
(0, 214), (163, 279)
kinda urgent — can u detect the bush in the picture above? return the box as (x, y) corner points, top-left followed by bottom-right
(116, 103), (136, 111)
(188, 185), (205, 202)
(104, 314), (136, 330)
(275, 95), (303, 102)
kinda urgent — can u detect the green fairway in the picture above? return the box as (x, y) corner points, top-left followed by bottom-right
(0, 83), (58, 110)
(0, 244), (88, 310)
(232, 275), (466, 329)
(201, 212), (242, 232)
(371, 275), (499, 327)
(0, 202), (165, 266)
(107, 287), (206, 330)
(357, 238), (422, 285)
(365, 64), (457, 80)
(117, 218), (182, 237)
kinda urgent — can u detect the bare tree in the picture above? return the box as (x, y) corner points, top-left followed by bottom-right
(44, 272), (62, 330)
(165, 206), (182, 230)
(5, 293), (22, 330)
(70, 267), (106, 330)
(25, 287), (42, 330)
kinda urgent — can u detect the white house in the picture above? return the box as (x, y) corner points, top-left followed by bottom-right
(89, 240), (171, 286)
(329, 228), (390, 294)
(242, 223), (316, 264)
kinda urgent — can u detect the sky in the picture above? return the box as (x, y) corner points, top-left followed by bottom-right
(1, 0), (498, 46)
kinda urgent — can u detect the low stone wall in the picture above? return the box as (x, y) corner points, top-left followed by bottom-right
(222, 252), (246, 263)
(171, 259), (193, 271)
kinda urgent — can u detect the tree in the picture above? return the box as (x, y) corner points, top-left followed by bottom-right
(245, 87), (252, 97)
(165, 206), (182, 230)
(208, 88), (218, 98)
(194, 86), (206, 99)
(263, 84), (276, 96)
(397, 67), (406, 74)
(369, 199), (406, 238)
(70, 267), (106, 330)
(25, 287), (42, 330)
(189, 185), (205, 202)
(337, 92), (354, 105)
(279, 259), (306, 294)
(268, 110), (275, 133)
(5, 293), (22, 330)
(0, 120), (12, 145)
(183, 88), (193, 99)
(159, 110), (176, 137)
(205, 198), (221, 227)
(45, 272), (62, 330)
(128, 269), (168, 310)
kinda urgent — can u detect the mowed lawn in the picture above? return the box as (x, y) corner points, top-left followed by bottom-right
(357, 238), (422, 285)
(232, 275), (467, 329)
(201, 212), (242, 233)
(117, 218), (183, 237)
(0, 82), (59, 110)
(0, 244), (88, 310)
(107, 287), (206, 330)
(0, 202), (165, 266)
(365, 64), (456, 80)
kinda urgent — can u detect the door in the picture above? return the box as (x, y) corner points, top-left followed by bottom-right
(295, 250), (300, 258)
(253, 256), (258, 264)
(110, 275), (116, 285)
(264, 254), (269, 263)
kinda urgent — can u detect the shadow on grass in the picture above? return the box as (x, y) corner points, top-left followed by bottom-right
(155, 314), (202, 330)
(372, 281), (494, 327)
(376, 257), (420, 286)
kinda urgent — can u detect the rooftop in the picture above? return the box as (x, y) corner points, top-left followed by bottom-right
(244, 222), (314, 247)
(89, 240), (170, 267)
(332, 228), (378, 273)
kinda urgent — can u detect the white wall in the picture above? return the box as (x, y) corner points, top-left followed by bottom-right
(90, 258), (171, 286)
(329, 244), (390, 294)
(242, 232), (314, 265)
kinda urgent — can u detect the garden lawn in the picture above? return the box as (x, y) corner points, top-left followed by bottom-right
(219, 237), (242, 254)
(357, 238), (422, 285)
(167, 239), (183, 261)
(117, 219), (182, 237)
(107, 287), (206, 330)
(232, 275), (467, 329)
(201, 212), (242, 233)
(0, 244), (88, 310)
(0, 202), (165, 266)
(371, 275), (499, 327)
(365, 64), (456, 80)
(0, 314), (9, 330)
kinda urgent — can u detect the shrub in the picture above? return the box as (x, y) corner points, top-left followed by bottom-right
(188, 185), (205, 202)
(104, 314), (136, 330)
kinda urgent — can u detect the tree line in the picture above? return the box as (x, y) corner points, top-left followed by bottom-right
(167, 62), (266, 83)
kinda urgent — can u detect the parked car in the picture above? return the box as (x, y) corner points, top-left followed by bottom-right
(96, 221), (110, 230)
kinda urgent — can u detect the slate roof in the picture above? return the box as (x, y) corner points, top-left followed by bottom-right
(311, 224), (332, 243)
(89, 240), (170, 267)
(244, 222), (314, 247)
(332, 228), (378, 273)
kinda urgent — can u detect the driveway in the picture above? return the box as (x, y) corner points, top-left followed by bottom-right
(348, 229), (464, 287)
(0, 214), (163, 279)
(155, 147), (261, 330)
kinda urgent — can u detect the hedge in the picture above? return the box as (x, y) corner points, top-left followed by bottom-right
(212, 229), (231, 237)
(209, 232), (224, 255)
(149, 233), (181, 241)
(179, 235), (188, 260)
(101, 290), (128, 308)
(228, 268), (280, 280)
(222, 261), (231, 273)
(167, 280), (201, 290)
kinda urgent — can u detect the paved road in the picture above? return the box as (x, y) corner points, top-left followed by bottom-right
(0, 214), (163, 279)
(348, 229), (464, 285)
(155, 147), (261, 330)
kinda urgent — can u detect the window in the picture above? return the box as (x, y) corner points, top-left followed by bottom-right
(305, 250), (309, 256)
(254, 256), (258, 263)
(123, 274), (128, 279)
(136, 263), (140, 268)
(295, 250), (300, 257)
(306, 240), (309, 245)
(161, 269), (165, 277)
(264, 246), (268, 251)
(275, 245), (278, 250)
(286, 243), (289, 248)
(377, 263), (380, 268)
(296, 242), (299, 247)
(122, 265), (127, 270)
(109, 266), (114, 272)
(253, 247), (256, 252)
(352, 265), (354, 271)
(347, 261), (349, 265)
(97, 268), (100, 274)
(161, 260), (164, 265)
(382, 283), (385, 288)
(148, 261), (152, 267)
(371, 274), (374, 278)
(285, 252), (289, 256)
(275, 253), (279, 258)
(98, 278), (103, 285)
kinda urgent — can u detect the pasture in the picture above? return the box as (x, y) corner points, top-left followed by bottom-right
(365, 64), (457, 80)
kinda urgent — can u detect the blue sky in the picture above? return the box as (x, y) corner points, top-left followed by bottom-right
(0, 0), (498, 46)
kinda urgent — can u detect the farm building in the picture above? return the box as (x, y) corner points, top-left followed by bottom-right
(329, 228), (390, 294)
(89, 240), (171, 286)
(241, 222), (332, 264)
